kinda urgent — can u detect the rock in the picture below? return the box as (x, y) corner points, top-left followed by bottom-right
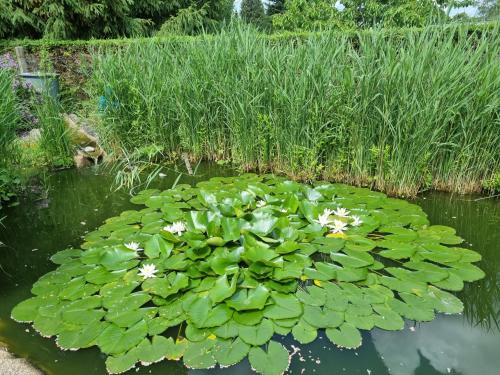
(74, 152), (93, 168)
(64, 113), (107, 168)
(0, 347), (43, 375)
(19, 128), (41, 144)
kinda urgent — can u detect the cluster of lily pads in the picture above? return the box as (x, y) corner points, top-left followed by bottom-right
(12, 174), (484, 375)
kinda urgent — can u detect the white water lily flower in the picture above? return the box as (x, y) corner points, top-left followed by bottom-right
(316, 208), (334, 227)
(333, 207), (350, 217)
(163, 221), (186, 236)
(138, 264), (158, 279)
(330, 219), (348, 234)
(256, 200), (266, 208)
(351, 216), (363, 227)
(124, 242), (142, 251)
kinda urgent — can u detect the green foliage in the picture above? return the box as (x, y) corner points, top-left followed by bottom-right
(241, 0), (268, 29)
(273, 0), (477, 31)
(0, 0), (233, 39)
(267, 0), (286, 16)
(340, 0), (446, 28)
(482, 171), (500, 193)
(0, 68), (20, 206)
(12, 174), (484, 374)
(88, 24), (500, 196)
(478, 0), (500, 20)
(36, 94), (73, 168)
(273, 0), (346, 31)
(0, 69), (18, 160)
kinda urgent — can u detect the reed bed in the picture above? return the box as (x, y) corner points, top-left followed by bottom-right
(0, 70), (18, 164)
(88, 25), (500, 196)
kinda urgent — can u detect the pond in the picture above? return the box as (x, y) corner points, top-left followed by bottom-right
(0, 166), (498, 375)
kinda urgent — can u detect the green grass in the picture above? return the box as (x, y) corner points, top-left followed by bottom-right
(87, 24), (500, 196)
(35, 94), (73, 168)
(0, 70), (18, 162)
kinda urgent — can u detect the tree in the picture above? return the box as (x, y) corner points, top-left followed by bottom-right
(272, 0), (346, 31)
(267, 0), (286, 15)
(341, 0), (449, 28)
(0, 0), (234, 39)
(478, 0), (500, 20)
(241, 0), (267, 27)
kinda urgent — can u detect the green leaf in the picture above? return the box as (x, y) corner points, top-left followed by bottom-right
(248, 341), (290, 375)
(424, 286), (464, 314)
(233, 310), (264, 326)
(303, 262), (338, 281)
(144, 234), (173, 259)
(183, 339), (217, 369)
(238, 318), (274, 345)
(226, 285), (270, 311)
(372, 305), (404, 330)
(331, 250), (374, 268)
(213, 337), (250, 367)
(187, 296), (233, 328)
(210, 273), (238, 304)
(221, 217), (242, 241)
(106, 349), (138, 374)
(302, 305), (344, 328)
(57, 320), (109, 350)
(292, 319), (317, 344)
(11, 297), (44, 322)
(97, 320), (148, 355)
(263, 293), (302, 319)
(326, 323), (362, 349)
(296, 285), (326, 306)
(213, 320), (239, 339)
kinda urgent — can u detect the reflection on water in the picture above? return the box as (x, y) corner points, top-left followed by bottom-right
(372, 317), (500, 375)
(416, 193), (500, 332)
(0, 168), (498, 375)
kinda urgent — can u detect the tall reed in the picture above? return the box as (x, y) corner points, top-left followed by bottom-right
(0, 69), (19, 165)
(88, 25), (500, 196)
(36, 94), (73, 168)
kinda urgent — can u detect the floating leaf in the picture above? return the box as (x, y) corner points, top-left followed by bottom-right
(292, 319), (317, 344)
(213, 338), (250, 367)
(326, 323), (362, 349)
(10, 175), (484, 375)
(238, 318), (274, 346)
(248, 341), (289, 375)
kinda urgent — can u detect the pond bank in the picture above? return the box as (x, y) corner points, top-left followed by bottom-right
(0, 344), (43, 375)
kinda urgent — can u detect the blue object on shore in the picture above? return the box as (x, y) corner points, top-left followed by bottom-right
(98, 86), (119, 112)
(18, 72), (59, 99)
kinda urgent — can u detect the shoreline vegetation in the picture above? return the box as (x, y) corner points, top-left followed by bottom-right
(1, 24), (499, 200)
(86, 25), (499, 196)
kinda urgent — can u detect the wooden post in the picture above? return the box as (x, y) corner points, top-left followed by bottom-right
(14, 46), (29, 73)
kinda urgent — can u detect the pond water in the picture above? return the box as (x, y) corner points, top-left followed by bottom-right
(0, 166), (498, 375)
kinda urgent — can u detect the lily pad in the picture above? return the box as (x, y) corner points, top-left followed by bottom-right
(248, 341), (290, 375)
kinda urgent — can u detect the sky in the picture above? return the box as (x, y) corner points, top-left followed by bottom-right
(233, 1), (479, 17)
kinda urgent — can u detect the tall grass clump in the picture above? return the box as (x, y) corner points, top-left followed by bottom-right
(36, 94), (73, 168)
(88, 25), (500, 196)
(0, 69), (20, 204)
(0, 69), (18, 159)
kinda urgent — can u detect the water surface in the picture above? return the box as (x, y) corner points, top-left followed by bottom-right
(0, 167), (498, 375)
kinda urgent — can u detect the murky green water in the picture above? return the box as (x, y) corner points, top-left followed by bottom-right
(1, 167), (498, 375)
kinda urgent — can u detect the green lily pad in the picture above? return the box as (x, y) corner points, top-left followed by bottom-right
(10, 175), (484, 375)
(326, 323), (362, 349)
(213, 337), (250, 367)
(239, 318), (274, 346)
(248, 341), (290, 375)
